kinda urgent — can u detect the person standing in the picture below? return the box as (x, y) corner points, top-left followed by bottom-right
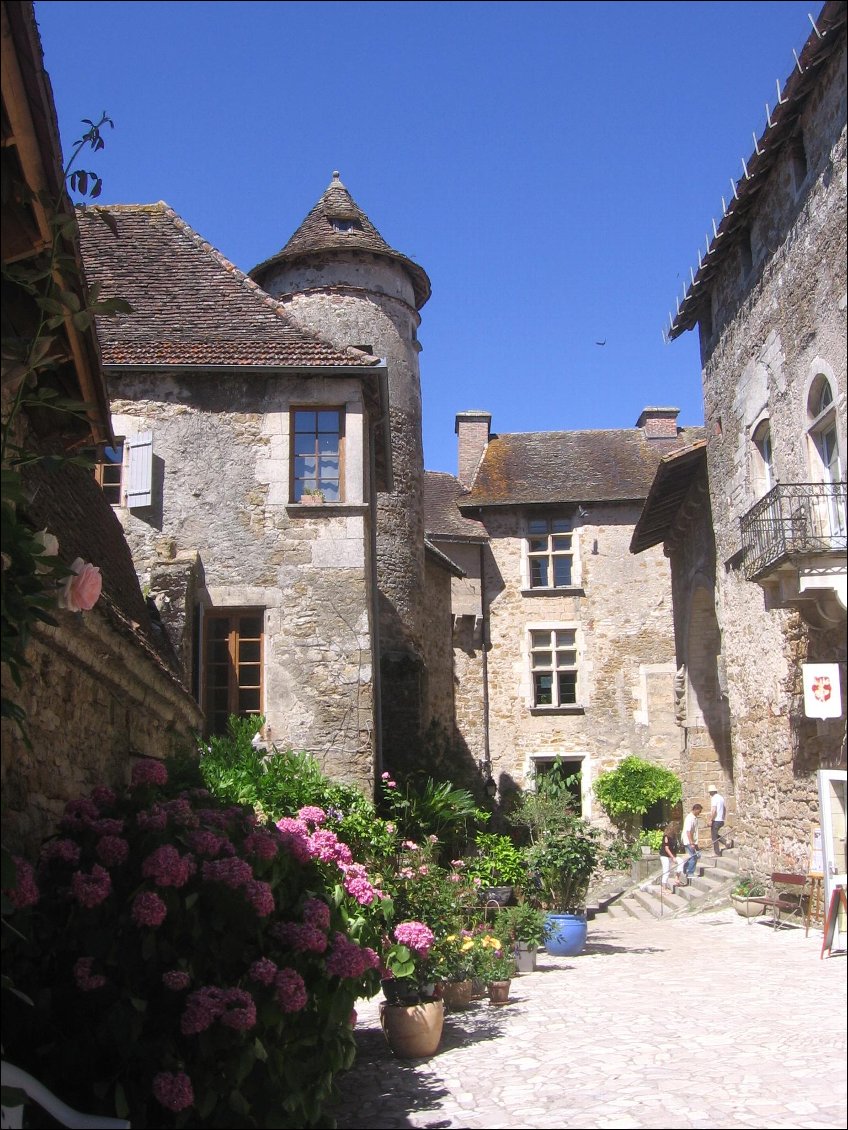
(708, 784), (727, 855)
(660, 820), (681, 891)
(679, 803), (702, 882)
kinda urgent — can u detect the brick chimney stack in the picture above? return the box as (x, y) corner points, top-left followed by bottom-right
(636, 406), (680, 440)
(455, 411), (491, 488)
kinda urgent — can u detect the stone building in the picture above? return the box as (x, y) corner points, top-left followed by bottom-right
(77, 202), (391, 793)
(1, 0), (202, 853)
(423, 408), (692, 811)
(632, 0), (847, 879)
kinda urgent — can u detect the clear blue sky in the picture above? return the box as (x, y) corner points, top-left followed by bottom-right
(35, 0), (818, 474)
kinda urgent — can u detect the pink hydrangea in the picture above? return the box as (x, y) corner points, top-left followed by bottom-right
(131, 890), (167, 928)
(91, 817), (124, 836)
(152, 1072), (194, 1113)
(325, 933), (380, 978)
(96, 835), (129, 868)
(162, 970), (191, 991)
(307, 829), (352, 865)
(393, 921), (434, 956)
(242, 830), (279, 860)
(39, 838), (81, 868)
(181, 987), (226, 1034)
(162, 798), (197, 828)
(275, 817), (312, 862)
(248, 957), (278, 986)
(70, 864), (111, 908)
(73, 956), (106, 991)
(297, 805), (327, 826)
(244, 879), (275, 917)
(136, 805), (168, 832)
(90, 785), (117, 809)
(131, 759), (168, 788)
(141, 845), (195, 889)
(341, 865), (380, 906)
(201, 857), (253, 889)
(187, 830), (229, 858)
(60, 797), (99, 832)
(219, 988), (257, 1031)
(302, 898), (331, 931)
(3, 857), (39, 909)
(274, 968), (308, 1013)
(271, 921), (329, 954)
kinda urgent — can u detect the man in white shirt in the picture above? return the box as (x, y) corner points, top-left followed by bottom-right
(679, 803), (703, 881)
(708, 785), (727, 855)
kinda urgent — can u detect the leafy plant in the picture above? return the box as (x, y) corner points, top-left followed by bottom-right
(494, 902), (549, 948)
(522, 821), (603, 912)
(637, 829), (664, 853)
(470, 928), (515, 983)
(732, 875), (766, 898)
(464, 832), (524, 888)
(593, 756), (682, 824)
(378, 773), (488, 863)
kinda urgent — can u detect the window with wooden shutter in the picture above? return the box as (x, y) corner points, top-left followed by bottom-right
(126, 431), (153, 508)
(203, 610), (264, 735)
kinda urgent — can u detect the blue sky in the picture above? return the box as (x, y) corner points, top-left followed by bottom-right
(35, 0), (818, 474)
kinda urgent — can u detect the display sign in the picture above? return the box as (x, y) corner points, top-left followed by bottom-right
(802, 664), (842, 719)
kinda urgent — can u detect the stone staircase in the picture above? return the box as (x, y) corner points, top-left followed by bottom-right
(592, 848), (740, 922)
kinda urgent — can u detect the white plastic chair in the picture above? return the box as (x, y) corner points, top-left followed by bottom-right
(1, 1061), (130, 1129)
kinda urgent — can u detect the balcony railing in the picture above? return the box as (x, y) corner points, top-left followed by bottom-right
(740, 481), (847, 580)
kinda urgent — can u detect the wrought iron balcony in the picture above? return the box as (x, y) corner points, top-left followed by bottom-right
(740, 481), (847, 580)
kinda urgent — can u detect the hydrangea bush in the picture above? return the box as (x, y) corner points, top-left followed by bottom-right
(1, 759), (383, 1128)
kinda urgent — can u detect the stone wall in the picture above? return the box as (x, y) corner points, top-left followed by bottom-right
(108, 371), (378, 793)
(468, 504), (679, 814)
(695, 40), (847, 874)
(1, 610), (203, 855)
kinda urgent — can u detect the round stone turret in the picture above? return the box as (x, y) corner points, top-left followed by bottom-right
(251, 173), (431, 772)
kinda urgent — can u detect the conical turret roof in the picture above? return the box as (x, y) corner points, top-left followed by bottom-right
(251, 172), (431, 309)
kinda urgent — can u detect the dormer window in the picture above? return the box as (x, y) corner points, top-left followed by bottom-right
(331, 219), (357, 233)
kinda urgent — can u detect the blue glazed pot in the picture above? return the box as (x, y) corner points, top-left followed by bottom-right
(544, 913), (588, 956)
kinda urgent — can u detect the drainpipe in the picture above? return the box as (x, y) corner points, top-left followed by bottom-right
(369, 415), (384, 790)
(480, 542), (491, 783)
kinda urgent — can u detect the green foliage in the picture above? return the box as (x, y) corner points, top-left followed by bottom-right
(593, 756), (682, 820)
(2, 762), (378, 1128)
(471, 929), (515, 983)
(378, 774), (488, 864)
(732, 875), (766, 898)
(494, 902), (549, 948)
(464, 832), (524, 888)
(637, 828), (665, 853)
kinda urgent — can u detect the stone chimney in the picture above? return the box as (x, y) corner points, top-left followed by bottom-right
(636, 406), (680, 440)
(455, 411), (491, 488)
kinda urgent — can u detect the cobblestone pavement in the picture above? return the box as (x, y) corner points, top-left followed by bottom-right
(331, 909), (847, 1129)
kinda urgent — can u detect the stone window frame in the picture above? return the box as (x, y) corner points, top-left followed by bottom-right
(527, 751), (591, 818)
(202, 608), (264, 736)
(521, 513), (582, 593)
(289, 406), (345, 503)
(749, 413), (774, 498)
(526, 621), (584, 713)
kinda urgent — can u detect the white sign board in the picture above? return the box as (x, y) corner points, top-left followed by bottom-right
(802, 664), (842, 719)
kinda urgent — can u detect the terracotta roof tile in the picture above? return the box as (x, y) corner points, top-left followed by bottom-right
(463, 429), (699, 508)
(77, 203), (381, 370)
(423, 472), (487, 540)
(251, 172), (431, 309)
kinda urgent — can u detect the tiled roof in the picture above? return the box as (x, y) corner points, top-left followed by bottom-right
(77, 203), (381, 370)
(422, 472), (488, 540)
(251, 172), (431, 310)
(462, 429), (698, 508)
(630, 436), (708, 553)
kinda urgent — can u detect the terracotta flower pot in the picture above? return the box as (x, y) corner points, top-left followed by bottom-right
(379, 999), (444, 1058)
(487, 979), (511, 1004)
(440, 979), (474, 1010)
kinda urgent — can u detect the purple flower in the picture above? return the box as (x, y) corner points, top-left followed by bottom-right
(248, 957), (278, 986)
(181, 987), (226, 1034)
(39, 838), (81, 868)
(242, 830), (279, 860)
(141, 845), (195, 888)
(74, 956), (106, 991)
(162, 970), (191, 991)
(131, 891), (167, 928)
(393, 920), (434, 956)
(325, 933), (381, 978)
(90, 817), (125, 836)
(3, 857), (39, 909)
(302, 898), (331, 931)
(245, 879), (275, 917)
(96, 835), (129, 868)
(152, 1072), (194, 1113)
(275, 968), (308, 1013)
(90, 785), (117, 809)
(70, 864), (111, 908)
(297, 805), (327, 826)
(60, 797), (99, 832)
(187, 830), (229, 858)
(219, 988), (256, 1031)
(271, 922), (328, 954)
(275, 817), (311, 862)
(131, 759), (168, 788)
(136, 805), (168, 831)
(201, 857), (253, 889)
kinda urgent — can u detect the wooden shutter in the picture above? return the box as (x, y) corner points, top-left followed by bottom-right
(126, 431), (153, 508)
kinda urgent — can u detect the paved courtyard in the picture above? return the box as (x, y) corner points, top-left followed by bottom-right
(332, 908), (847, 1129)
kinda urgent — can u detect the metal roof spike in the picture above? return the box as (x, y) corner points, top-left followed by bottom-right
(730, 178), (739, 200)
(721, 195), (728, 214)
(808, 12), (823, 38)
(713, 218), (719, 238)
(793, 48), (805, 74)
(698, 249), (703, 268)
(766, 102), (773, 128)
(690, 266), (696, 286)
(776, 78), (787, 105)
(741, 157), (750, 179)
(753, 132), (762, 155)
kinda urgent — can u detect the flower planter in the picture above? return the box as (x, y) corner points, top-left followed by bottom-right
(480, 885), (514, 906)
(731, 894), (765, 918)
(544, 912), (588, 956)
(379, 1000), (444, 1058)
(487, 979), (512, 1005)
(513, 943), (538, 973)
(440, 979), (474, 1010)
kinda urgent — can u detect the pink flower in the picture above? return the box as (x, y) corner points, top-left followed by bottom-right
(385, 822), (396, 834)
(90, 785), (117, 808)
(3, 857), (39, 909)
(187, 830), (229, 858)
(245, 879), (275, 916)
(202, 857), (253, 889)
(162, 970), (191, 991)
(274, 968), (308, 1013)
(271, 922), (328, 954)
(393, 921), (434, 956)
(181, 987), (226, 1034)
(162, 798), (197, 827)
(152, 1072), (194, 1113)
(91, 817), (124, 836)
(136, 804), (168, 831)
(307, 829), (352, 865)
(302, 898), (331, 930)
(248, 958), (278, 985)
(141, 845), (195, 888)
(242, 830), (279, 860)
(381, 771), (391, 780)
(219, 988), (256, 1031)
(39, 838), (81, 867)
(74, 956), (106, 991)
(325, 933), (381, 978)
(60, 797), (98, 832)
(275, 817), (311, 862)
(96, 835), (129, 868)
(131, 759), (168, 787)
(297, 806), (327, 826)
(70, 864), (111, 908)
(58, 558), (102, 612)
(131, 890), (167, 928)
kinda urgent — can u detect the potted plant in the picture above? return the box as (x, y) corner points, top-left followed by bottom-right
(464, 832), (524, 905)
(299, 486), (325, 505)
(730, 875), (767, 918)
(495, 903), (549, 972)
(637, 828), (664, 857)
(472, 929), (516, 1004)
(431, 931), (478, 1010)
(379, 921), (445, 1057)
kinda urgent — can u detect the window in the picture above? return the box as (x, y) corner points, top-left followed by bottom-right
(789, 133), (808, 195)
(527, 516), (575, 588)
(203, 610), (263, 735)
(807, 375), (845, 536)
(94, 441), (125, 505)
(751, 418), (774, 495)
(530, 627), (578, 707)
(291, 409), (343, 502)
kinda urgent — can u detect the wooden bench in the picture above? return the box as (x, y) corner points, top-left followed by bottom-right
(744, 872), (811, 933)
